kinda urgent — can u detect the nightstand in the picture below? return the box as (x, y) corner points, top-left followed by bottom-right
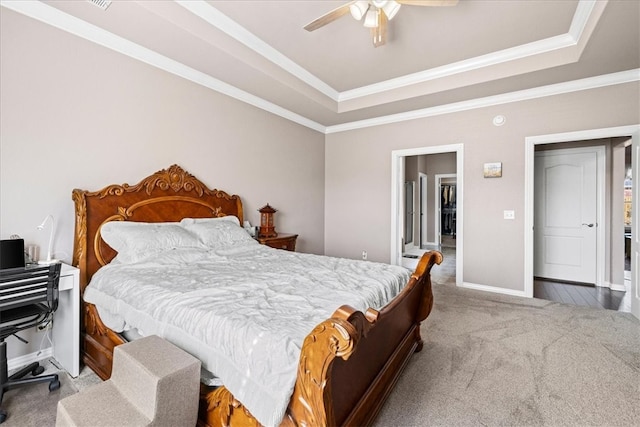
(256, 233), (298, 251)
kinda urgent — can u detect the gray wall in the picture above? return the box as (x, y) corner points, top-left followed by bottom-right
(0, 9), (325, 358)
(0, 9), (326, 257)
(325, 82), (640, 292)
(2, 7), (639, 360)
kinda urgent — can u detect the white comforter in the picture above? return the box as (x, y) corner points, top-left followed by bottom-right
(84, 242), (410, 426)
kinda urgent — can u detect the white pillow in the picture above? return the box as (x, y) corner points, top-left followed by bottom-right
(180, 216), (256, 248)
(100, 221), (202, 264)
(180, 215), (241, 227)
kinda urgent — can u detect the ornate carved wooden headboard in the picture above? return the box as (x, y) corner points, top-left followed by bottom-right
(72, 164), (243, 291)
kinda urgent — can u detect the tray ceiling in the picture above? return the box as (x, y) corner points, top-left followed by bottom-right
(4, 0), (639, 132)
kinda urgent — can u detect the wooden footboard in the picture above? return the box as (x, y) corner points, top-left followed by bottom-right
(198, 251), (442, 427)
(82, 303), (126, 380)
(82, 251), (441, 426)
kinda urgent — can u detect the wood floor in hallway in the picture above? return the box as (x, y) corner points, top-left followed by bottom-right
(404, 247), (630, 313)
(534, 277), (629, 312)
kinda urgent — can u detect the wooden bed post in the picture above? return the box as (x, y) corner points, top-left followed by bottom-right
(72, 165), (245, 381)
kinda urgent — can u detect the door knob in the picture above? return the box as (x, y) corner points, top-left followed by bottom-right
(582, 223), (595, 227)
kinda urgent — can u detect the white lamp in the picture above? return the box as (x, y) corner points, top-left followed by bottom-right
(363, 8), (379, 28)
(382, 1), (401, 20)
(37, 214), (58, 264)
(349, 1), (370, 20)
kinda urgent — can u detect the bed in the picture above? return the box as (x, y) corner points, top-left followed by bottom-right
(72, 164), (442, 427)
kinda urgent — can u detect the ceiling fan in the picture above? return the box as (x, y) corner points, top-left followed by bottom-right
(304, 0), (458, 47)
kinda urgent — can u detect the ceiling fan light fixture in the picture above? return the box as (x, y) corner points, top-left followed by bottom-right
(349, 1), (370, 20)
(382, 1), (401, 20)
(371, 0), (388, 8)
(363, 8), (379, 28)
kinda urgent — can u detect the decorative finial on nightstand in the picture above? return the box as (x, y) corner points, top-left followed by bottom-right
(258, 204), (278, 238)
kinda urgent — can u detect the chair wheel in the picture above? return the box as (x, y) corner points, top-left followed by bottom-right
(32, 365), (45, 376)
(49, 380), (60, 392)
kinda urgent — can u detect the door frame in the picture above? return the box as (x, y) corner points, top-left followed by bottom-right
(391, 144), (464, 286)
(419, 172), (428, 247)
(524, 125), (640, 320)
(404, 180), (415, 246)
(533, 146), (605, 286)
(435, 174), (457, 247)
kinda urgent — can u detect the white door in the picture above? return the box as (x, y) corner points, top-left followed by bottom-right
(534, 148), (601, 284)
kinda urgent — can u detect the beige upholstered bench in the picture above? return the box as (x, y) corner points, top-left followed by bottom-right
(56, 335), (201, 427)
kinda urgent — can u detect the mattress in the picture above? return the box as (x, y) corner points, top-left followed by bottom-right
(84, 219), (410, 426)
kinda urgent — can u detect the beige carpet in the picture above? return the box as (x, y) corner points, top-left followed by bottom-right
(2, 359), (77, 427)
(5, 281), (639, 426)
(374, 283), (640, 426)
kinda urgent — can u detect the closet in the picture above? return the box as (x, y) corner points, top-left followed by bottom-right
(440, 184), (456, 238)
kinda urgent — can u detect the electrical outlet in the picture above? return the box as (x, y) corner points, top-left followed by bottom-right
(504, 210), (515, 220)
(362, 250), (367, 260)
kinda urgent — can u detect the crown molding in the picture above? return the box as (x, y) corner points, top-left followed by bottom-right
(326, 69), (640, 134)
(181, 0), (605, 111)
(2, 0), (634, 136)
(337, 0), (606, 109)
(0, 0), (326, 133)
(569, 0), (599, 40)
(338, 33), (578, 103)
(175, 0), (339, 101)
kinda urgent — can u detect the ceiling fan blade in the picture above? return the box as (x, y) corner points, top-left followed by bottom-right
(396, 0), (459, 6)
(371, 12), (388, 47)
(304, 2), (355, 32)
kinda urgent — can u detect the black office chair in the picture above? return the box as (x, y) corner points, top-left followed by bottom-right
(0, 263), (62, 424)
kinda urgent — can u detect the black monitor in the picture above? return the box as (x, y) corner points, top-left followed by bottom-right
(0, 239), (25, 269)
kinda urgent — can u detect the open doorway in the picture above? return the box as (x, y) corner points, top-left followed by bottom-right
(391, 144), (464, 286)
(532, 140), (630, 312)
(525, 126), (639, 320)
(402, 153), (456, 254)
(435, 174), (457, 248)
(533, 145), (605, 286)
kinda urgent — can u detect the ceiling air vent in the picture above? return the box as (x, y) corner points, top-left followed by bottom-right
(88, 0), (111, 10)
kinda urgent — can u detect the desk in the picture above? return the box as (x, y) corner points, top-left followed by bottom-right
(52, 264), (79, 377)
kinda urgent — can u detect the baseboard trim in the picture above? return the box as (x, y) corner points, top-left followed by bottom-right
(7, 347), (53, 372)
(460, 282), (528, 298)
(596, 281), (627, 292)
(609, 283), (627, 292)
